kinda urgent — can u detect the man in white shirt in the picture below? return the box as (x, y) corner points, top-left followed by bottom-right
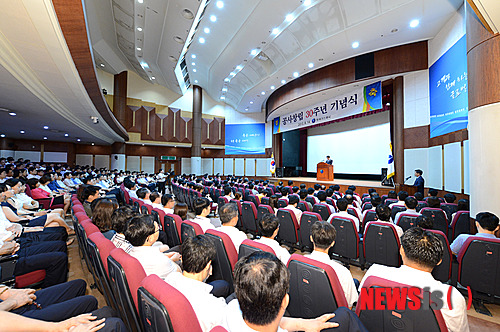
(255, 214), (290, 265)
(136, 188), (152, 205)
(327, 198), (360, 232)
(160, 194), (175, 215)
(306, 221), (358, 307)
(217, 202), (247, 252)
(373, 205), (404, 238)
(316, 191), (336, 214)
(191, 197), (217, 232)
(62, 173), (77, 189)
(283, 195), (302, 225)
(124, 181), (138, 199)
(389, 191), (409, 208)
(394, 196), (420, 226)
(307, 188), (319, 204)
(360, 195), (382, 224)
(344, 194), (362, 221)
(126, 215), (181, 280)
(359, 227), (469, 332)
(149, 191), (162, 210)
(450, 212), (499, 255)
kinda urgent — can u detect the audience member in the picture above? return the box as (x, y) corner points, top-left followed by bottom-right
(327, 198), (360, 232)
(255, 214), (290, 265)
(174, 202), (188, 220)
(283, 195), (302, 224)
(110, 206), (137, 253)
(393, 196), (420, 225)
(217, 203), (247, 252)
(192, 198), (217, 231)
(450, 212), (499, 255)
(374, 205), (403, 238)
(92, 199), (118, 240)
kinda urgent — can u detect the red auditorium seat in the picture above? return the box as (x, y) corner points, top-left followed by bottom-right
(257, 204), (274, 223)
(363, 221), (402, 267)
(395, 213), (419, 232)
(238, 239), (276, 260)
(312, 203), (332, 221)
(241, 201), (259, 235)
(298, 212), (322, 252)
(450, 211), (471, 242)
(329, 216), (360, 263)
(205, 229), (238, 293)
(276, 208), (299, 248)
(420, 208), (449, 238)
(427, 230), (452, 282)
(180, 220), (204, 243)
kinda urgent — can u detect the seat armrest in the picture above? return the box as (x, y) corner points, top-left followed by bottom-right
(0, 254), (19, 263)
(0, 254), (19, 284)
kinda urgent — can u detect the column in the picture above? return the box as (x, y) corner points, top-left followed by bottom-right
(191, 85), (202, 175)
(111, 142), (126, 171)
(467, 5), (500, 217)
(113, 71), (128, 128)
(392, 76), (405, 187)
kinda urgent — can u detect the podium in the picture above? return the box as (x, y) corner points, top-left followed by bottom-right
(397, 184), (418, 196)
(317, 162), (334, 181)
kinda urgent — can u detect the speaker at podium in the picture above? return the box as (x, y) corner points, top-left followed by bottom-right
(317, 162), (334, 181)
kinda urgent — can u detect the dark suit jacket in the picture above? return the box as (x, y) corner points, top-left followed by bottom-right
(413, 176), (425, 194)
(326, 159), (333, 165)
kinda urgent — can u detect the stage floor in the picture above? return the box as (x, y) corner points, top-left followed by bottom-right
(269, 177), (394, 194)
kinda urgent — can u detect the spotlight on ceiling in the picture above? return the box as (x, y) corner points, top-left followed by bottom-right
(137, 27), (143, 31)
(352, 41), (359, 48)
(216, 1), (224, 9)
(191, 54), (197, 59)
(8, 112), (16, 116)
(281, 79), (286, 84)
(293, 72), (299, 78)
(308, 62), (314, 68)
(210, 15), (217, 22)
(199, 37), (206, 44)
(204, 27), (210, 34)
(410, 19), (420, 28)
(43, 126), (49, 130)
(285, 14), (294, 22)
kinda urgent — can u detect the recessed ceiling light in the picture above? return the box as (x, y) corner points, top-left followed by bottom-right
(64, 133), (69, 137)
(270, 86), (275, 90)
(285, 14), (294, 22)
(191, 54), (196, 59)
(210, 15), (217, 22)
(137, 27), (142, 31)
(236, 65), (243, 70)
(245, 108), (249, 111)
(20, 130), (25, 134)
(293, 72), (299, 78)
(92, 143), (95, 146)
(193, 69), (197, 72)
(204, 27), (210, 34)
(216, 1), (224, 9)
(308, 62), (314, 68)
(137, 47), (142, 51)
(141, 62), (149, 68)
(199, 37), (206, 44)
(250, 101), (254, 104)
(0, 134), (4, 138)
(304, 0), (311, 5)
(100, 64), (105, 67)
(9, 112), (16, 116)
(220, 96), (226, 100)
(77, 138), (81, 142)
(137, 0), (143, 3)
(151, 76), (155, 79)
(222, 88), (228, 92)
(281, 79), (286, 84)
(192, 62), (196, 66)
(194, 80), (198, 83)
(224, 78), (230, 82)
(272, 28), (279, 35)
(261, 91), (265, 95)
(43, 126), (49, 129)
(250, 49), (259, 56)
(230, 72), (236, 76)
(410, 19), (419, 28)
(43, 137), (47, 140)
(352, 41), (359, 48)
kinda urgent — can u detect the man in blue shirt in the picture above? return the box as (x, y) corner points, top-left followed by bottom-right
(413, 169), (425, 194)
(450, 212), (499, 255)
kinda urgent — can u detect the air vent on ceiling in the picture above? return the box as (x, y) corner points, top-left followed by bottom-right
(174, 36), (185, 44)
(169, 56), (178, 63)
(181, 9), (194, 20)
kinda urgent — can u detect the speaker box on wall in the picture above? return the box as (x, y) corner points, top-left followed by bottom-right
(355, 53), (374, 80)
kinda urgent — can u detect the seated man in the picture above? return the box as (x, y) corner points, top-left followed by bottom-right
(306, 221), (358, 307)
(82, 185), (101, 218)
(149, 191), (162, 210)
(344, 194), (362, 219)
(224, 251), (368, 332)
(255, 214), (290, 265)
(372, 205), (403, 238)
(223, 186), (234, 201)
(299, 189), (312, 211)
(327, 198), (360, 232)
(360, 227), (468, 332)
(126, 215), (181, 279)
(283, 195), (302, 225)
(427, 196), (441, 209)
(192, 198), (217, 232)
(389, 191), (408, 208)
(111, 206), (138, 253)
(450, 212), (499, 255)
(427, 188), (439, 199)
(136, 187), (152, 205)
(361, 195), (381, 222)
(160, 194), (175, 215)
(394, 196), (420, 225)
(307, 188), (319, 204)
(316, 190), (336, 214)
(217, 203), (247, 252)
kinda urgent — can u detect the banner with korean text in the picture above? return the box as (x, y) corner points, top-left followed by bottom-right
(272, 81), (382, 134)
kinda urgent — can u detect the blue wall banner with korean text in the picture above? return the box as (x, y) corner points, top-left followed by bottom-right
(429, 35), (468, 138)
(272, 81), (382, 134)
(225, 123), (266, 155)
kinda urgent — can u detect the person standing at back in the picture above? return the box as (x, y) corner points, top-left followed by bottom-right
(413, 169), (425, 195)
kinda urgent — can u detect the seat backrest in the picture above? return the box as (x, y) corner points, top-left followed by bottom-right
(440, 203), (458, 222)
(140, 205), (149, 215)
(427, 230), (452, 282)
(287, 254), (348, 318)
(164, 213), (182, 247)
(205, 229), (238, 293)
(347, 207), (360, 221)
(329, 217), (359, 259)
(312, 203), (332, 221)
(257, 205), (274, 224)
(298, 212), (322, 252)
(150, 209), (160, 227)
(276, 208), (299, 247)
(138, 274), (203, 332)
(390, 205), (407, 222)
(108, 248), (146, 332)
(241, 201), (259, 235)
(238, 239), (276, 260)
(181, 220), (204, 243)
(450, 211), (470, 241)
(305, 196), (316, 206)
(297, 201), (311, 212)
(356, 276), (448, 332)
(247, 195), (259, 207)
(363, 221), (402, 267)
(82, 220), (100, 237)
(421, 208), (449, 237)
(384, 198), (398, 205)
(260, 197), (270, 206)
(416, 201), (428, 212)
(361, 210), (378, 233)
(396, 213), (419, 232)
(458, 236), (500, 296)
(361, 202), (373, 212)
(277, 198), (288, 209)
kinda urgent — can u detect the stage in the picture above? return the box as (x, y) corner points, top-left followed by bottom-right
(268, 177), (395, 195)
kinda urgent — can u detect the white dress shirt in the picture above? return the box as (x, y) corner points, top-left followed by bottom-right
(152, 203), (164, 210)
(394, 209), (420, 225)
(328, 211), (360, 232)
(306, 251), (358, 307)
(217, 225), (247, 252)
(365, 221), (404, 238)
(222, 300), (287, 332)
(191, 215), (216, 232)
(129, 246), (180, 280)
(389, 200), (406, 208)
(359, 264), (469, 332)
(255, 237), (290, 265)
(283, 205), (302, 225)
(165, 272), (228, 332)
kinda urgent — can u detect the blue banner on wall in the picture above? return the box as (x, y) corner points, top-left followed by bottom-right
(225, 123), (266, 155)
(429, 35), (468, 138)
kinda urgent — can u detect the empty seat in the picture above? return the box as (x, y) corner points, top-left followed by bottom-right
(395, 213), (419, 232)
(276, 208), (299, 248)
(312, 203), (332, 221)
(421, 208), (449, 238)
(361, 202), (372, 212)
(298, 212), (322, 252)
(427, 230), (452, 282)
(356, 276), (448, 332)
(329, 217), (359, 261)
(180, 220), (204, 243)
(363, 221), (402, 267)
(241, 201), (259, 235)
(287, 254), (348, 318)
(205, 229), (238, 293)
(138, 274), (203, 332)
(450, 211), (470, 242)
(238, 239), (276, 260)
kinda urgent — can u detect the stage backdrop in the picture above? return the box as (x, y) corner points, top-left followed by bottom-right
(429, 34), (468, 138)
(225, 123), (266, 155)
(273, 81), (382, 134)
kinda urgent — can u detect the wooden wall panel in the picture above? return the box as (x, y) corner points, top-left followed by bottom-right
(140, 107), (155, 141)
(403, 126), (468, 149)
(216, 118), (225, 145)
(374, 42), (428, 77)
(162, 110), (176, 142)
(201, 118), (212, 144)
(126, 106), (142, 133)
